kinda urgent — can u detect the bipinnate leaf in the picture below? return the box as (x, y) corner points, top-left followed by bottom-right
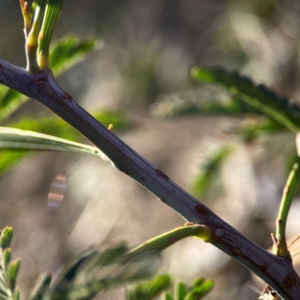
(192, 67), (300, 132)
(51, 244), (159, 300)
(127, 274), (171, 300)
(0, 35), (100, 121)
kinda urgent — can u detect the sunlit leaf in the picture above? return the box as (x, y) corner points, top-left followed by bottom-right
(127, 274), (171, 300)
(0, 110), (131, 174)
(174, 281), (187, 300)
(192, 67), (300, 132)
(0, 127), (102, 155)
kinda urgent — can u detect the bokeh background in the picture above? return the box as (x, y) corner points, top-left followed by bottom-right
(1, 0), (300, 299)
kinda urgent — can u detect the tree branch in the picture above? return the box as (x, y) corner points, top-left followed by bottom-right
(0, 59), (299, 299)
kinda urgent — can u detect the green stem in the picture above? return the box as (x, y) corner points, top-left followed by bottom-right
(275, 156), (300, 256)
(38, 0), (65, 70)
(26, 0), (47, 72)
(125, 224), (212, 260)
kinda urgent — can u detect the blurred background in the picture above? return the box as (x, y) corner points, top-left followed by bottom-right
(1, 0), (300, 299)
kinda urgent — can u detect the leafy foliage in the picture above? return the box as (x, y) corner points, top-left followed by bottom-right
(192, 67), (300, 132)
(0, 227), (21, 300)
(127, 274), (171, 300)
(160, 278), (214, 300)
(51, 245), (159, 300)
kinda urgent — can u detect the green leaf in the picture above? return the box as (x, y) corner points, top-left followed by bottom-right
(29, 272), (52, 300)
(192, 145), (233, 198)
(0, 268), (9, 300)
(127, 274), (171, 300)
(8, 259), (21, 292)
(51, 244), (159, 300)
(190, 278), (205, 289)
(0, 127), (103, 155)
(184, 280), (214, 300)
(0, 228), (13, 250)
(50, 35), (103, 76)
(192, 67), (300, 132)
(0, 35), (101, 121)
(127, 225), (212, 259)
(174, 281), (187, 300)
(2, 250), (11, 275)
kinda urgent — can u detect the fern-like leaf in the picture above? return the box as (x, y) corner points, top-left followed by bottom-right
(192, 67), (300, 132)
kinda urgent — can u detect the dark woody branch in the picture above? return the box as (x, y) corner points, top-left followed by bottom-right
(0, 59), (299, 300)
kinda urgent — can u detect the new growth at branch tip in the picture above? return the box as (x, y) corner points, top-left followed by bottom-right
(273, 134), (300, 257)
(19, 0), (65, 72)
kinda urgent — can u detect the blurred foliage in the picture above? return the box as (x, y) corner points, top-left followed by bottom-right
(0, 110), (131, 174)
(0, 127), (103, 155)
(192, 67), (300, 133)
(151, 87), (262, 118)
(160, 278), (214, 300)
(0, 227), (21, 300)
(0, 226), (213, 300)
(126, 274), (171, 300)
(3, 0), (300, 298)
(50, 35), (103, 76)
(51, 244), (159, 300)
(0, 35), (100, 122)
(192, 144), (234, 199)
